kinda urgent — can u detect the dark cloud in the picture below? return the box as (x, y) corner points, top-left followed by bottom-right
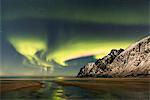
(1, 0), (149, 24)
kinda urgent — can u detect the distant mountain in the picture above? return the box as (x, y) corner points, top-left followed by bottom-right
(77, 36), (150, 78)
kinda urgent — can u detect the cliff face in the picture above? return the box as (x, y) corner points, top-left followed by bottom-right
(77, 49), (124, 77)
(77, 63), (96, 77)
(77, 36), (150, 78)
(107, 36), (150, 77)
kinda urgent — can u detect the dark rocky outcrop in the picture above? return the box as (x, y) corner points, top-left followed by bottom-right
(77, 36), (150, 78)
(77, 49), (124, 77)
(95, 49), (124, 71)
(77, 63), (96, 77)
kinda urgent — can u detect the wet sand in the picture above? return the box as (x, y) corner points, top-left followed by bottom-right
(0, 78), (149, 100)
(55, 78), (150, 91)
(0, 80), (43, 93)
(0, 78), (149, 93)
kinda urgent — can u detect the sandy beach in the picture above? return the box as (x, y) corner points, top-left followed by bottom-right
(0, 80), (43, 93)
(55, 78), (149, 91)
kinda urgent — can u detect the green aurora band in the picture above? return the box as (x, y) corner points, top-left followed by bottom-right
(8, 35), (53, 72)
(1, 0), (149, 76)
(8, 35), (133, 72)
(46, 39), (133, 66)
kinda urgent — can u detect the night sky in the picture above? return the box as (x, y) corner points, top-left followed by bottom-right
(0, 0), (149, 76)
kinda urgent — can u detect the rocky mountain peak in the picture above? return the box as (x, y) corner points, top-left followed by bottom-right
(77, 36), (150, 78)
(95, 49), (124, 70)
(77, 49), (124, 77)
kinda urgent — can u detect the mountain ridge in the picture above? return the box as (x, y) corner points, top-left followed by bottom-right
(77, 36), (150, 77)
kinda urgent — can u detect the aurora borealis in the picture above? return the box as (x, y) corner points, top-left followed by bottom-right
(0, 0), (149, 76)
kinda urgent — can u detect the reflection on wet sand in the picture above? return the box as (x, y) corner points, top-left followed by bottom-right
(52, 86), (66, 100)
(56, 78), (149, 91)
(55, 78), (149, 99)
(0, 78), (149, 100)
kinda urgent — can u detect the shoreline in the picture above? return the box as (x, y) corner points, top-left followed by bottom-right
(0, 77), (149, 81)
(0, 80), (43, 93)
(0, 78), (149, 96)
(55, 78), (149, 92)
